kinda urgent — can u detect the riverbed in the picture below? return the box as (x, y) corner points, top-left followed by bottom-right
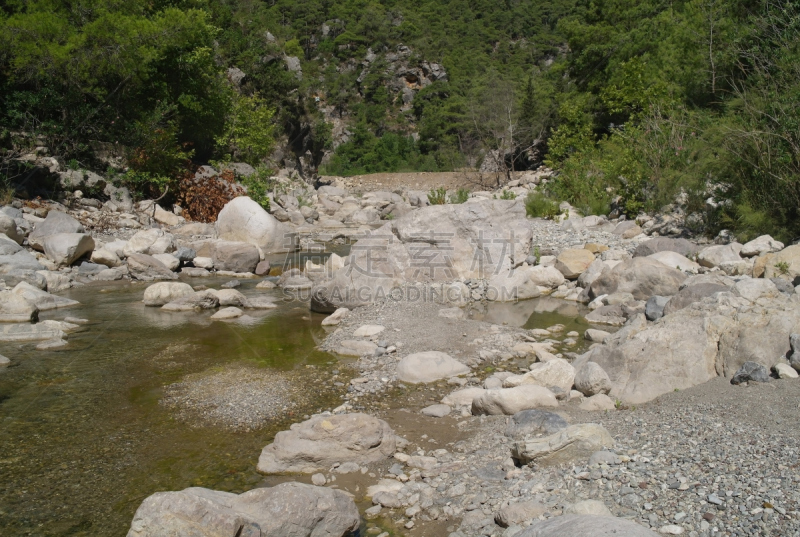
(0, 278), (340, 536)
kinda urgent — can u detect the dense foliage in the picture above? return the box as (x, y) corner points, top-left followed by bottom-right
(1, 0), (798, 239)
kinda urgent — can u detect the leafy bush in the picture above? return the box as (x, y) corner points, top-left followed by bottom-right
(525, 192), (562, 219)
(428, 187), (447, 205)
(215, 93), (276, 167)
(450, 188), (470, 204)
(499, 189), (516, 200)
(238, 166), (274, 212)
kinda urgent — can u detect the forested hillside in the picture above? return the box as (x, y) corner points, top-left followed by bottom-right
(1, 0), (799, 240)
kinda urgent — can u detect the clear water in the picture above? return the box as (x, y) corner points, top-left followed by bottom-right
(0, 278), (339, 536)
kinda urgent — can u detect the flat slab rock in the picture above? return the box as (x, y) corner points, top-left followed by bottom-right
(396, 351), (470, 383)
(127, 482), (359, 537)
(517, 514), (658, 536)
(257, 413), (395, 474)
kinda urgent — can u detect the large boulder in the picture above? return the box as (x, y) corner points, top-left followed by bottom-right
(0, 249), (44, 274)
(123, 229), (176, 257)
(41, 233), (95, 266)
(0, 214), (23, 244)
(216, 196), (298, 254)
(396, 351), (470, 383)
(212, 241), (260, 273)
(503, 358), (575, 392)
(127, 253), (179, 281)
(257, 413), (395, 474)
(633, 237), (700, 258)
(29, 211), (84, 251)
(647, 251), (700, 272)
(504, 409), (568, 440)
(577, 288), (800, 403)
(0, 290), (39, 322)
(588, 257), (687, 301)
(127, 482), (360, 537)
(471, 386), (559, 416)
(143, 282), (195, 306)
(662, 283), (729, 316)
(554, 249), (595, 280)
(741, 235), (783, 257)
(517, 515), (659, 537)
(764, 244), (800, 281)
(528, 265), (566, 289)
(697, 243), (742, 268)
(573, 362), (612, 396)
(11, 281), (78, 310)
(511, 423), (614, 465)
(311, 199), (531, 309)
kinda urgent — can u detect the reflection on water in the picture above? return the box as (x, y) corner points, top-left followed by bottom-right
(470, 296), (591, 331)
(0, 278), (339, 536)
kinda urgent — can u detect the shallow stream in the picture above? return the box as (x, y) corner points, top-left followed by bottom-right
(0, 275), (595, 536)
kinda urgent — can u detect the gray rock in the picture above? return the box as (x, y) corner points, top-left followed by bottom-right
(790, 333), (800, 371)
(173, 247), (196, 262)
(257, 413), (395, 474)
(0, 233), (23, 255)
(29, 211), (85, 251)
(212, 241), (260, 273)
(0, 214), (23, 244)
(517, 515), (658, 536)
(161, 290), (219, 311)
(589, 258), (687, 301)
(0, 354), (9, 367)
(11, 281), (78, 311)
(574, 362), (612, 396)
(731, 361), (771, 385)
(662, 283), (729, 316)
(397, 351), (470, 383)
(143, 282), (195, 306)
(771, 277), (795, 294)
(3, 268), (47, 289)
(564, 500), (614, 517)
(495, 500), (547, 528)
(78, 261), (108, 275)
(511, 424), (614, 465)
(644, 295), (669, 321)
(127, 253), (179, 281)
(589, 451), (621, 465)
(504, 409), (568, 440)
(472, 386), (559, 416)
(126, 482), (360, 537)
(0, 251), (45, 274)
(0, 290), (39, 322)
(216, 196), (298, 254)
(633, 238), (700, 258)
(42, 233), (95, 266)
(421, 404), (451, 417)
(221, 279), (240, 289)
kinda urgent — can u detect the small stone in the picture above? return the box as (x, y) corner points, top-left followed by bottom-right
(311, 473), (326, 486)
(658, 525), (684, 535)
(707, 494), (723, 505)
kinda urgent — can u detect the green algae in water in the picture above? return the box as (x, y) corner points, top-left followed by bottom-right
(0, 278), (345, 536)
